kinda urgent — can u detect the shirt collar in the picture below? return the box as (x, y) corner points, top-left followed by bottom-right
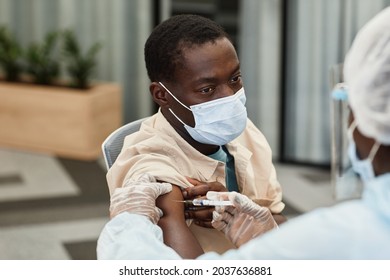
(155, 110), (220, 180)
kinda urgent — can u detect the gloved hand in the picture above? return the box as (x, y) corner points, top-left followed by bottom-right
(207, 191), (278, 247)
(109, 173), (172, 224)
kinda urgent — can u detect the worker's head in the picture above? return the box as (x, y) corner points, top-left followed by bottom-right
(144, 14), (246, 151)
(343, 7), (390, 179)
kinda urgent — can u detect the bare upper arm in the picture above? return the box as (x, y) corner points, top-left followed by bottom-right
(156, 184), (204, 259)
(273, 213), (287, 225)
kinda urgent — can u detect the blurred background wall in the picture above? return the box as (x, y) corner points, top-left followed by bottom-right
(0, 0), (389, 165)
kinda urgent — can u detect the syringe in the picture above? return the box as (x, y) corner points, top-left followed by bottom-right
(179, 199), (234, 206)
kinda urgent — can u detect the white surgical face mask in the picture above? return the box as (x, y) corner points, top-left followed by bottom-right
(347, 121), (380, 182)
(333, 167), (364, 201)
(159, 82), (247, 145)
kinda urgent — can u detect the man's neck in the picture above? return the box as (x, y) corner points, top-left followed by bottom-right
(161, 109), (220, 155)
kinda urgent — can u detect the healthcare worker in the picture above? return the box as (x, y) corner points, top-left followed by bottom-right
(97, 7), (390, 259)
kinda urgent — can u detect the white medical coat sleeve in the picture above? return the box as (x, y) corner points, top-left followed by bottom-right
(97, 212), (182, 260)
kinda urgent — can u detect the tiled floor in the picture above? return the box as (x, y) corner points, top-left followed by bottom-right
(0, 147), (335, 259)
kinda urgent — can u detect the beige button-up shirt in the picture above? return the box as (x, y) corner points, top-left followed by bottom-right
(107, 110), (284, 253)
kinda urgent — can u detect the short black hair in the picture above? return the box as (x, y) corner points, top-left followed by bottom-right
(144, 14), (231, 82)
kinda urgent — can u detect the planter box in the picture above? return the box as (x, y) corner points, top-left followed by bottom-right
(0, 82), (122, 160)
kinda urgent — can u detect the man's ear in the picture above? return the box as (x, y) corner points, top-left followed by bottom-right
(150, 82), (169, 108)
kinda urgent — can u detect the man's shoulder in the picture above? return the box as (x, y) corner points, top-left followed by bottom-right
(233, 118), (268, 144)
(244, 118), (263, 134)
(126, 112), (176, 143)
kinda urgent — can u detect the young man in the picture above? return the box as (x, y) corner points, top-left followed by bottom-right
(106, 14), (285, 258)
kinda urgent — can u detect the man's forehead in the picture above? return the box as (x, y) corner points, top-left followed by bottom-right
(175, 39), (239, 81)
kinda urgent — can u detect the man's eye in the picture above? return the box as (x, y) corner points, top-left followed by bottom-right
(230, 75), (242, 83)
(199, 87), (214, 94)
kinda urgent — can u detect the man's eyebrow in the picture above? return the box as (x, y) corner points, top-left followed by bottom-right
(193, 77), (218, 85)
(193, 64), (241, 85)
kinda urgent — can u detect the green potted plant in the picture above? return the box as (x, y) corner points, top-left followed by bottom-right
(0, 25), (24, 82)
(24, 31), (61, 85)
(0, 28), (122, 160)
(62, 30), (102, 89)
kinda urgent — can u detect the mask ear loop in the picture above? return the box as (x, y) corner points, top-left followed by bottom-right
(158, 82), (192, 111)
(159, 82), (193, 127)
(347, 120), (357, 140)
(367, 142), (381, 162)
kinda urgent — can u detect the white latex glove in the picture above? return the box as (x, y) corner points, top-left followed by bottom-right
(207, 191), (278, 247)
(109, 173), (172, 224)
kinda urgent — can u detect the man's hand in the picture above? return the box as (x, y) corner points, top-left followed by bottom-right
(182, 177), (227, 228)
(110, 173), (172, 224)
(208, 191), (278, 247)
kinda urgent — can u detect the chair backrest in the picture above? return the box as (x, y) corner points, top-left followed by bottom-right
(101, 117), (148, 170)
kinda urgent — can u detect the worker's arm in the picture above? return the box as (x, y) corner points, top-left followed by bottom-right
(156, 184), (204, 259)
(97, 213), (182, 259)
(209, 191), (279, 247)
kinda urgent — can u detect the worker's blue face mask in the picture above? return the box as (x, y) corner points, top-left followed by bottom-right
(159, 82), (247, 146)
(347, 121), (380, 182)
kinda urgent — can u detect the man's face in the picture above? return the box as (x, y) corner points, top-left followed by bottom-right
(162, 37), (242, 128)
